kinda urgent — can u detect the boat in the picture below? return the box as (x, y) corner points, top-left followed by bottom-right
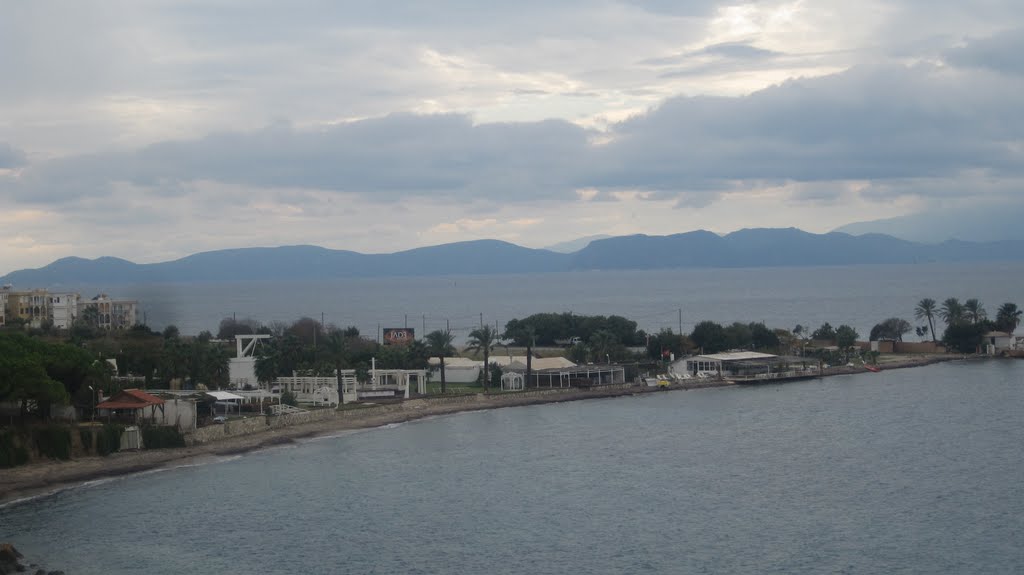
(864, 365), (881, 373)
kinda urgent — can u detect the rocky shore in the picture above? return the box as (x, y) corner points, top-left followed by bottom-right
(0, 353), (961, 507)
(0, 544), (63, 575)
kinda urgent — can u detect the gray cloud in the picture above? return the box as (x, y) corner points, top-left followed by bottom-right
(8, 58), (1023, 209)
(945, 28), (1024, 75)
(0, 143), (26, 168)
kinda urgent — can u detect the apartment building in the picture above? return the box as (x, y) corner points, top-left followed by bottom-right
(0, 286), (138, 330)
(79, 293), (139, 330)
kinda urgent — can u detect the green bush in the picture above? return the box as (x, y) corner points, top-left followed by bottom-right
(33, 425), (72, 460)
(281, 391), (298, 407)
(98, 424), (124, 455)
(0, 430), (31, 468)
(141, 426), (185, 449)
(79, 428), (93, 453)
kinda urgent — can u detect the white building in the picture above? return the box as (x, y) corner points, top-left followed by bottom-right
(983, 331), (1015, 354)
(49, 292), (80, 329)
(671, 351), (779, 377)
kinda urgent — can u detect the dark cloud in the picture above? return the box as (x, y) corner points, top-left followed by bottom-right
(593, 64), (1024, 194)
(7, 61), (1023, 207)
(945, 28), (1024, 75)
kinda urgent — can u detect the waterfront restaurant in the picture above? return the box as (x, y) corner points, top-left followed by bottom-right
(672, 352), (818, 382)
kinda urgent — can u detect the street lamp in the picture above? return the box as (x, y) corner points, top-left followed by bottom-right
(88, 385), (96, 422)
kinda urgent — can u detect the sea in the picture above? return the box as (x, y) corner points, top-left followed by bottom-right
(69, 261), (1024, 340)
(2, 360), (1022, 574)
(4, 262), (1024, 574)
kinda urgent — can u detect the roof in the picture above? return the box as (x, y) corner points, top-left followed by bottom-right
(206, 391), (245, 401)
(683, 352), (778, 362)
(983, 331), (1012, 337)
(97, 389), (165, 410)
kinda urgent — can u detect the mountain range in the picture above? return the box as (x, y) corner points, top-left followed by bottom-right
(4, 228), (1024, 286)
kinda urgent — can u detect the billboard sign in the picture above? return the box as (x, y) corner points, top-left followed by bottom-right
(383, 328), (415, 346)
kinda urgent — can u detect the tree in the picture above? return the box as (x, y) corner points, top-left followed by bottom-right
(869, 318), (912, 342)
(995, 302), (1022, 334)
(465, 325), (497, 391)
(939, 298), (964, 326)
(425, 329), (456, 394)
(811, 323), (837, 342)
(748, 322), (780, 351)
(588, 329), (618, 363)
(914, 298), (938, 343)
(835, 325), (859, 362)
(217, 317), (261, 339)
(324, 331), (351, 404)
(503, 324), (536, 388)
(964, 299), (987, 324)
(690, 321), (728, 354)
(943, 322), (989, 353)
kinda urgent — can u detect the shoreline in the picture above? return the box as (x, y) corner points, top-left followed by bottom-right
(0, 354), (962, 506)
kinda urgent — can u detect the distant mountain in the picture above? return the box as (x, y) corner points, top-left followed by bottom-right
(4, 229), (1024, 286)
(544, 235), (612, 254)
(0, 241), (569, 285)
(569, 228), (1024, 269)
(835, 203), (1024, 243)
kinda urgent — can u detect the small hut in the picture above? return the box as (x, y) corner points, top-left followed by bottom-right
(96, 389), (165, 424)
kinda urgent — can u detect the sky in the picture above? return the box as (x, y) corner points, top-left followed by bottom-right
(2, 0), (1023, 274)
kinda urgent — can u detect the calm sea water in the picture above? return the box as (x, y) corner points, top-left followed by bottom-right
(3, 360), (1023, 574)
(77, 261), (1024, 340)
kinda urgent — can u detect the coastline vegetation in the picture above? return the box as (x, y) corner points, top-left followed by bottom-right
(1, 298), (1020, 432)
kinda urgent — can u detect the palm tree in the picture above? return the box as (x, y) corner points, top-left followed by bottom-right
(939, 297), (964, 326)
(996, 302), (1023, 334)
(324, 332), (350, 404)
(503, 324), (537, 390)
(465, 325), (497, 391)
(254, 343), (280, 390)
(914, 298), (938, 343)
(589, 329), (618, 363)
(964, 299), (987, 324)
(425, 329), (456, 394)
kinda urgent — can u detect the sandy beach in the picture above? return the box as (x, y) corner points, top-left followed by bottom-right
(0, 354), (961, 506)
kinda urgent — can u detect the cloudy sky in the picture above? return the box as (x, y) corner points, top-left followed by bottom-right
(2, 0), (1022, 273)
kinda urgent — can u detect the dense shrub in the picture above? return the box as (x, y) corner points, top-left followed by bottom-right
(141, 426), (185, 449)
(33, 425), (72, 460)
(0, 430), (31, 468)
(98, 424), (124, 455)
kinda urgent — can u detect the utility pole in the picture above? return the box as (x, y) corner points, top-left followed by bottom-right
(446, 318), (450, 332)
(678, 308), (683, 335)
(480, 312), (483, 328)
(422, 314), (426, 336)
(405, 314), (408, 329)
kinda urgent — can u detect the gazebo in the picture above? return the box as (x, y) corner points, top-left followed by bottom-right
(501, 372), (525, 391)
(96, 389), (166, 424)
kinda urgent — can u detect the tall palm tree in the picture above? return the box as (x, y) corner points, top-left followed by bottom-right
(914, 298), (938, 343)
(964, 299), (987, 324)
(939, 297), (964, 326)
(996, 302), (1023, 334)
(425, 329), (456, 394)
(465, 325), (497, 391)
(324, 331), (350, 404)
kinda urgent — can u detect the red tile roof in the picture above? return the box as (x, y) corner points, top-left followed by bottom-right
(97, 389), (165, 410)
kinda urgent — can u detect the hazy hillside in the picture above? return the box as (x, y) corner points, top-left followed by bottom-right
(4, 229), (1024, 286)
(835, 203), (1024, 243)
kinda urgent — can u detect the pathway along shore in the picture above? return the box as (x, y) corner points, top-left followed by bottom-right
(0, 354), (961, 506)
